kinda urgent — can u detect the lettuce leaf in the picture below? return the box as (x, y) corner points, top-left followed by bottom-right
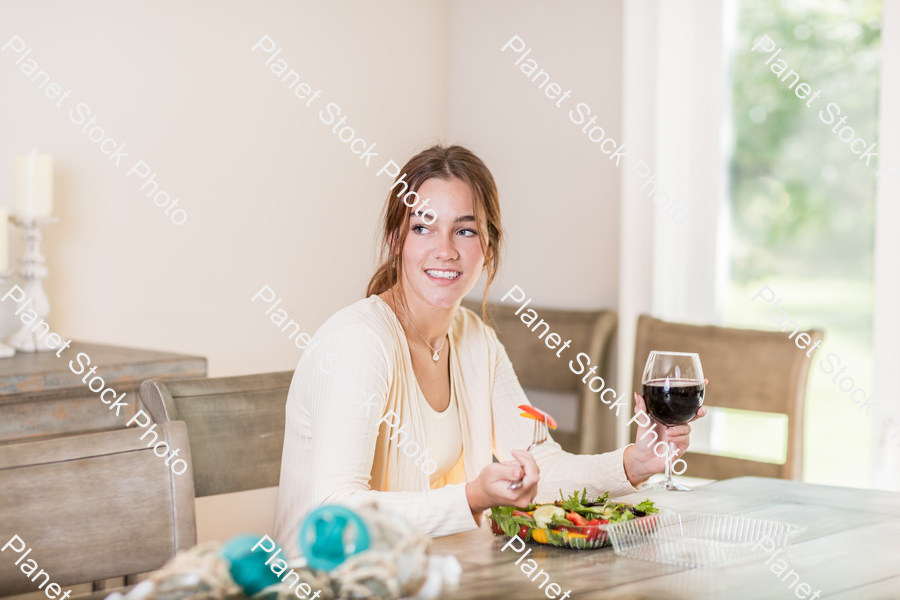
(489, 507), (536, 539)
(586, 491), (611, 506)
(609, 508), (636, 523)
(634, 499), (659, 514)
(544, 529), (569, 546)
(550, 513), (575, 527)
(558, 488), (589, 513)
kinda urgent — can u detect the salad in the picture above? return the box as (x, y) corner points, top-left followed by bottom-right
(488, 489), (660, 549)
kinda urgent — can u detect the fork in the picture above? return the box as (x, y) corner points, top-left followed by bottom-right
(508, 417), (548, 490)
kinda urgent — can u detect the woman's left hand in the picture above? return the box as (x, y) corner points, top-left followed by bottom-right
(623, 380), (708, 486)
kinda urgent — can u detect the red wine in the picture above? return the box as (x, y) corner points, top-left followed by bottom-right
(642, 379), (704, 426)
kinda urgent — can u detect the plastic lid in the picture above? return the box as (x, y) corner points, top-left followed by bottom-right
(299, 505), (370, 571)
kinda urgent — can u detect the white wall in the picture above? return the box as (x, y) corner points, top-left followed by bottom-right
(872, 0), (900, 490)
(617, 0), (736, 446)
(0, 0), (450, 377)
(618, 0), (660, 448)
(447, 0), (623, 447)
(450, 0), (623, 311)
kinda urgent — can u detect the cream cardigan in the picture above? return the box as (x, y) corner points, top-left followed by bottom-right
(273, 296), (637, 558)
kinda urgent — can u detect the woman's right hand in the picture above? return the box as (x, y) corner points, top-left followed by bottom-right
(465, 449), (540, 513)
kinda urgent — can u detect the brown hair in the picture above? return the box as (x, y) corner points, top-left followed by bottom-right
(366, 145), (503, 321)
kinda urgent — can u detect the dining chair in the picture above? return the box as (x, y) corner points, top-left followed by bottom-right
(631, 314), (824, 480)
(463, 299), (618, 454)
(139, 370), (292, 497)
(0, 422), (195, 596)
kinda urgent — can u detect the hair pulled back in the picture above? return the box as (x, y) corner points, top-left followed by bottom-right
(366, 145), (503, 321)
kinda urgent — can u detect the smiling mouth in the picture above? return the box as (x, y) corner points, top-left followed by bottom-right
(425, 269), (461, 280)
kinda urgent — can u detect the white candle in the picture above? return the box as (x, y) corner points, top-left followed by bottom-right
(0, 207), (7, 272)
(13, 153), (54, 218)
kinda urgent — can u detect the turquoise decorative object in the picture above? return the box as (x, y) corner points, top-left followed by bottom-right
(219, 534), (282, 595)
(299, 506), (371, 571)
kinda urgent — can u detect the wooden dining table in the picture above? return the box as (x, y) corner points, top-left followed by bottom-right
(72, 476), (899, 600)
(430, 476), (900, 600)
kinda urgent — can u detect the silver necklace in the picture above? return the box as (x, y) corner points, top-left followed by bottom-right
(393, 290), (444, 361)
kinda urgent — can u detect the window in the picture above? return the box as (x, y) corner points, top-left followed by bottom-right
(721, 0), (882, 487)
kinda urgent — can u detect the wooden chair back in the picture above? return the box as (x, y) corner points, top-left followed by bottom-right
(140, 371), (293, 497)
(0, 422), (195, 596)
(464, 300), (618, 454)
(631, 315), (823, 480)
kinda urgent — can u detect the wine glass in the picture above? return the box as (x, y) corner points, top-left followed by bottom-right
(639, 351), (704, 492)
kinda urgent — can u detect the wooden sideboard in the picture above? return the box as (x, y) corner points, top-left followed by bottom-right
(0, 342), (207, 444)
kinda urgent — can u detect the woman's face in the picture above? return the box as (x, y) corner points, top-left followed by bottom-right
(399, 176), (487, 310)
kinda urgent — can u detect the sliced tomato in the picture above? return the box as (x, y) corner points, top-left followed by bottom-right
(566, 512), (589, 527)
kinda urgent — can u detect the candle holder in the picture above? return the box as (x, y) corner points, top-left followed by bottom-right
(0, 269), (15, 358)
(6, 216), (60, 352)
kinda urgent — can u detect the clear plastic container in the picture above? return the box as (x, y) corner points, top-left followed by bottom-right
(601, 512), (805, 567)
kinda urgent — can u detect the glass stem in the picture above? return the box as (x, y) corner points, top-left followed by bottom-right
(665, 441), (674, 483)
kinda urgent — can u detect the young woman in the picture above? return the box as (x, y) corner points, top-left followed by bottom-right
(274, 145), (705, 557)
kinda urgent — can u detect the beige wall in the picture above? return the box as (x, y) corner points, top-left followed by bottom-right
(451, 1), (623, 309)
(0, 0), (451, 375)
(0, 0), (622, 545)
